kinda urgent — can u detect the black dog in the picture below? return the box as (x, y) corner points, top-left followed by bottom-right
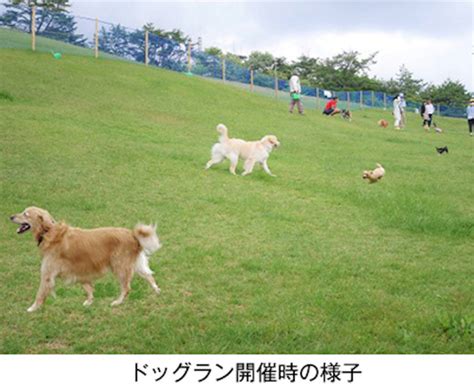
(436, 146), (448, 154)
(341, 109), (352, 121)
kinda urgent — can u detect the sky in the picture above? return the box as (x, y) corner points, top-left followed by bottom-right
(70, 1), (473, 90)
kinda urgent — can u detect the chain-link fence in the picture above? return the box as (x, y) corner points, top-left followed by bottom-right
(0, 3), (467, 118)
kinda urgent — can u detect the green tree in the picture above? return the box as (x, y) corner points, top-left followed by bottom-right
(421, 80), (470, 107)
(224, 52), (245, 65)
(0, 0), (85, 45)
(273, 56), (290, 79)
(142, 23), (189, 45)
(246, 51), (275, 73)
(291, 55), (319, 86)
(389, 65), (425, 100)
(204, 46), (222, 57)
(292, 51), (378, 90)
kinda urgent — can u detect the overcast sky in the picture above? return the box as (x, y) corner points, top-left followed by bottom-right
(71, 1), (473, 90)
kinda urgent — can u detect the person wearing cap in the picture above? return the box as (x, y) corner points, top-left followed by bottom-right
(393, 94), (403, 130)
(467, 98), (474, 136)
(288, 70), (304, 115)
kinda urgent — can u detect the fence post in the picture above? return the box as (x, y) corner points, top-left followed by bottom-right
(250, 66), (254, 92)
(316, 87), (320, 110)
(383, 92), (387, 110)
(187, 42), (191, 73)
(222, 57), (226, 82)
(347, 91), (350, 110)
(144, 30), (149, 66)
(31, 5), (36, 51)
(371, 90), (375, 108)
(94, 18), (99, 58)
(360, 91), (363, 109)
(437, 104), (440, 115)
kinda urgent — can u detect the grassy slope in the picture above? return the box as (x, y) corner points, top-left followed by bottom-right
(0, 28), (119, 59)
(0, 37), (473, 354)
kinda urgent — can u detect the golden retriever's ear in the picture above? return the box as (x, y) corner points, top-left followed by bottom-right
(38, 214), (54, 233)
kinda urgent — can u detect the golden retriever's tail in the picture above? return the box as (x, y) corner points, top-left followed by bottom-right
(216, 123), (229, 142)
(133, 223), (161, 255)
(376, 163), (383, 168)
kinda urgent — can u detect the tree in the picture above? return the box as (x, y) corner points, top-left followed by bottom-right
(421, 80), (470, 107)
(273, 56), (291, 79)
(246, 51), (275, 73)
(98, 24), (133, 58)
(324, 51), (377, 77)
(293, 55), (319, 78)
(292, 51), (379, 90)
(317, 51), (377, 90)
(224, 52), (246, 65)
(204, 46), (222, 57)
(0, 0), (86, 46)
(391, 65), (425, 100)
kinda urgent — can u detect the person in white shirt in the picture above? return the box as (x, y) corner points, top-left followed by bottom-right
(423, 99), (435, 130)
(467, 98), (474, 136)
(288, 70), (304, 114)
(393, 94), (403, 129)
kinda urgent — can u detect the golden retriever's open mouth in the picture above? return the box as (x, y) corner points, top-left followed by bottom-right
(17, 223), (31, 234)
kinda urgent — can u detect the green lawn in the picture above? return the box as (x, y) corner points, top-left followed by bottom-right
(0, 27), (123, 60)
(0, 35), (473, 354)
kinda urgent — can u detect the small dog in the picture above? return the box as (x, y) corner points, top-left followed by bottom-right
(362, 163), (385, 183)
(10, 206), (162, 312)
(205, 124), (280, 176)
(378, 119), (389, 128)
(341, 109), (352, 121)
(436, 146), (448, 154)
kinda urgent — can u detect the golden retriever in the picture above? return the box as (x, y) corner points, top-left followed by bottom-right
(10, 206), (162, 312)
(205, 124), (280, 176)
(362, 163), (385, 183)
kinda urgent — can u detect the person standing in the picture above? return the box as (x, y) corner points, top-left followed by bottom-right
(399, 93), (407, 128)
(423, 99), (435, 130)
(289, 70), (304, 114)
(393, 94), (403, 129)
(420, 99), (426, 122)
(467, 98), (474, 136)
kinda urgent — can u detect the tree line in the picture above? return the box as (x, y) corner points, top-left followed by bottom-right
(209, 48), (470, 108)
(1, 0), (470, 108)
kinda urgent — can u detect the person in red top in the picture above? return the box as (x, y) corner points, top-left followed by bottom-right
(323, 96), (341, 116)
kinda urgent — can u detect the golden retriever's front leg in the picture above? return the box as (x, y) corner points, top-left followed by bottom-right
(111, 269), (132, 307)
(27, 271), (55, 313)
(262, 160), (276, 177)
(82, 282), (94, 306)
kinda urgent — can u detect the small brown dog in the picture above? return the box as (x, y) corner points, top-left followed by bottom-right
(10, 206), (162, 312)
(378, 119), (389, 128)
(362, 163), (385, 183)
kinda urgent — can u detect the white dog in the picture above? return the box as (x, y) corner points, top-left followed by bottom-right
(205, 124), (280, 176)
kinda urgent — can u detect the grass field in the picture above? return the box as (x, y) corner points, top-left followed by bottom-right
(1, 32), (473, 354)
(0, 27), (120, 59)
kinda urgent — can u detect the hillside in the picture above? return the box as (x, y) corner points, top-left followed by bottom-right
(0, 35), (472, 353)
